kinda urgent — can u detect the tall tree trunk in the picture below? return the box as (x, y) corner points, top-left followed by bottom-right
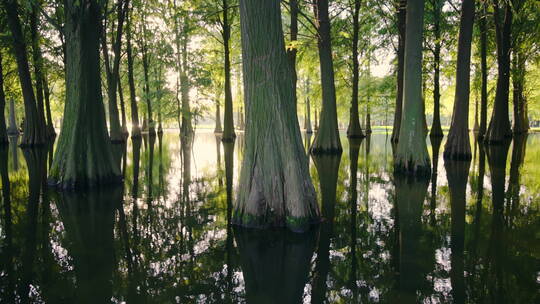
(512, 50), (528, 134)
(444, 0), (475, 160)
(180, 23), (192, 137)
(126, 4), (140, 138)
(477, 2), (488, 139)
(222, 0), (236, 141)
(7, 99), (19, 135)
(347, 0), (364, 138)
(365, 54), (372, 135)
(30, 3), (48, 137)
(287, 0), (299, 110)
(43, 74), (56, 138)
(233, 0), (319, 232)
(485, 0), (512, 143)
(305, 78), (313, 133)
(391, 0), (407, 143)
(102, 0), (129, 143)
(310, 0), (342, 153)
(430, 0), (444, 138)
(140, 18), (155, 136)
(0, 51), (7, 144)
(2, 0), (47, 146)
(395, 0), (430, 175)
(49, 0), (121, 189)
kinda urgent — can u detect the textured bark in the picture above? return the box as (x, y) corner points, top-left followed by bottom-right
(140, 18), (155, 136)
(180, 23), (192, 137)
(7, 99), (19, 136)
(444, 0), (475, 160)
(445, 159), (470, 304)
(429, 0), (443, 138)
(477, 2), (488, 139)
(485, 0), (512, 143)
(311, 154), (341, 303)
(234, 0), (319, 232)
(310, 0), (342, 153)
(347, 0), (364, 138)
(305, 79), (312, 133)
(118, 77), (129, 136)
(391, 0), (407, 143)
(49, 0), (121, 189)
(0, 52), (7, 144)
(235, 228), (315, 303)
(395, 0), (431, 176)
(2, 0), (47, 146)
(29, 3), (48, 137)
(287, 0), (299, 109)
(126, 5), (140, 138)
(222, 0), (236, 141)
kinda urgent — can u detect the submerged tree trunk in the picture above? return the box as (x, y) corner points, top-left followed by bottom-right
(222, 0), (236, 142)
(391, 0), (407, 143)
(234, 0), (319, 232)
(444, 0), (475, 160)
(0, 52), (7, 144)
(430, 0), (444, 138)
(347, 0), (364, 138)
(485, 0), (512, 143)
(126, 4), (141, 138)
(395, 0), (430, 175)
(477, 2), (488, 139)
(2, 0), (47, 146)
(310, 0), (342, 153)
(49, 0), (121, 189)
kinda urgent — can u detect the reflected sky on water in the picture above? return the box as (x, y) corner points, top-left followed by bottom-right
(0, 130), (538, 303)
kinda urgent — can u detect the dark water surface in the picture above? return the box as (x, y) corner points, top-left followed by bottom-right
(0, 130), (538, 303)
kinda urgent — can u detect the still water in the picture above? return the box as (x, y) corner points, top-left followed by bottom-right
(0, 130), (538, 303)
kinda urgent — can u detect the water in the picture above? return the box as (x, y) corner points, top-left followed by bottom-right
(0, 130), (538, 303)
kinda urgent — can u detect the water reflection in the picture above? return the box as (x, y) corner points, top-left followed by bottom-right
(0, 131), (538, 303)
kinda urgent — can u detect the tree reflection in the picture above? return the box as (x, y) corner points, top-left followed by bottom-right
(0, 145), (15, 302)
(311, 153), (342, 303)
(347, 138), (363, 302)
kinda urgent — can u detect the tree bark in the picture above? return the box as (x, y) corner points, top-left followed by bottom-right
(7, 99), (19, 136)
(287, 0), (299, 110)
(126, 4), (140, 138)
(118, 75), (129, 136)
(222, 0), (236, 141)
(391, 0), (407, 143)
(30, 3), (48, 137)
(43, 75), (56, 138)
(512, 50), (529, 134)
(2, 0), (47, 146)
(214, 100), (222, 133)
(347, 0), (364, 138)
(140, 17), (155, 136)
(310, 0), (342, 153)
(49, 0), (121, 189)
(234, 0), (319, 232)
(0, 51), (7, 144)
(430, 0), (444, 138)
(180, 22), (192, 137)
(485, 0), (512, 143)
(444, 0), (475, 160)
(395, 0), (430, 175)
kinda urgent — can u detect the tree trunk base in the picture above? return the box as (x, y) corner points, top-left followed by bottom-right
(310, 146), (343, 155)
(394, 159), (431, 179)
(429, 129), (444, 138)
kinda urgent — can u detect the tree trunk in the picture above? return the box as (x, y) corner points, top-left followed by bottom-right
(444, 0), (475, 160)
(287, 0), (299, 110)
(214, 100), (222, 133)
(310, 0), (342, 153)
(2, 0), (47, 146)
(0, 51), (7, 144)
(30, 3), (48, 137)
(234, 0), (319, 232)
(118, 76), (129, 137)
(485, 0), (512, 143)
(222, 0), (236, 142)
(126, 4), (141, 138)
(430, 0), (444, 138)
(477, 2), (488, 139)
(512, 50), (529, 134)
(391, 0), (407, 143)
(140, 18), (155, 136)
(7, 99), (19, 136)
(49, 0), (121, 189)
(395, 0), (430, 175)
(43, 75), (56, 138)
(347, 0), (364, 138)
(180, 22), (192, 137)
